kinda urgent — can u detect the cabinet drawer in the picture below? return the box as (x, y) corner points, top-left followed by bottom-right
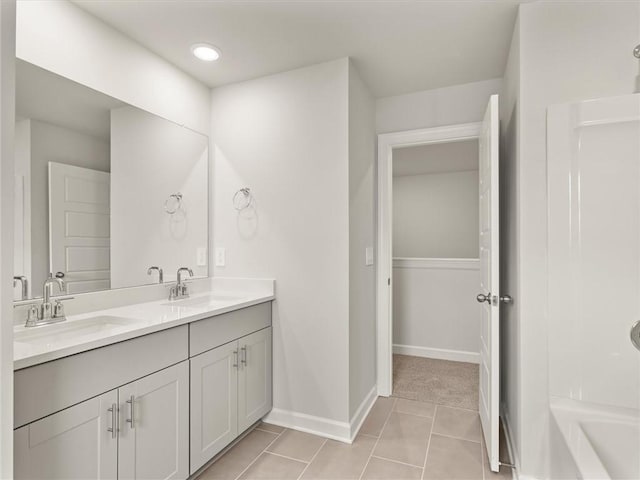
(189, 302), (271, 357)
(15, 325), (188, 428)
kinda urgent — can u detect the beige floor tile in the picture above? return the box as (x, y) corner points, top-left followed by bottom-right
(301, 434), (376, 479)
(256, 422), (285, 434)
(266, 429), (325, 462)
(359, 397), (396, 437)
(393, 398), (436, 418)
(238, 452), (307, 480)
(372, 412), (432, 467)
(361, 457), (422, 480)
(199, 429), (279, 480)
(432, 405), (482, 442)
(423, 434), (483, 480)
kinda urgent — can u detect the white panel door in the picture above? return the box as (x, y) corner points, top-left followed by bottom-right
(49, 162), (110, 294)
(238, 327), (273, 432)
(190, 341), (239, 474)
(118, 361), (189, 480)
(14, 389), (118, 479)
(477, 94), (500, 472)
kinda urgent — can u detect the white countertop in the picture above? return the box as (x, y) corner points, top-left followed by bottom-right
(14, 278), (274, 370)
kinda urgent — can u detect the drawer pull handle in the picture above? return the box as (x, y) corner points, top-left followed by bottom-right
(233, 350), (238, 368)
(241, 346), (247, 366)
(126, 395), (135, 429)
(107, 403), (117, 438)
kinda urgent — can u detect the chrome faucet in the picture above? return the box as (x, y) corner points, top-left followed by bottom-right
(169, 267), (193, 300)
(147, 266), (164, 284)
(13, 276), (28, 300)
(22, 276), (73, 327)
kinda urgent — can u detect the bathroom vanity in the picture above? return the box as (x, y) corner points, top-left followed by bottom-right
(13, 280), (274, 480)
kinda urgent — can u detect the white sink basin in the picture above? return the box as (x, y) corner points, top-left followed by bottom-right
(162, 294), (243, 309)
(15, 315), (137, 348)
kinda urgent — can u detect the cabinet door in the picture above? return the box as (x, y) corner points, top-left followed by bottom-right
(118, 361), (189, 480)
(14, 389), (118, 479)
(190, 341), (239, 474)
(238, 327), (273, 432)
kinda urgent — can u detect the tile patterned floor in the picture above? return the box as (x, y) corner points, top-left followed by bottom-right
(198, 357), (513, 480)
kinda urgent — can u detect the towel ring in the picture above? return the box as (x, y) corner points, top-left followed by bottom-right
(164, 193), (183, 214)
(233, 188), (253, 211)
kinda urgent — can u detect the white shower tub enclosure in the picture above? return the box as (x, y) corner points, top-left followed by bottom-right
(550, 399), (640, 480)
(547, 93), (640, 480)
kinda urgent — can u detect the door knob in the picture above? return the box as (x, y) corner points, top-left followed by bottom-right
(631, 320), (640, 352)
(476, 293), (491, 304)
(500, 295), (513, 304)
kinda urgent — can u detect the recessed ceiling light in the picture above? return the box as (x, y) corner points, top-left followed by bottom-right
(191, 43), (221, 62)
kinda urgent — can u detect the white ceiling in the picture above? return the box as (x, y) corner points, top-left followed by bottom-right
(73, 0), (525, 98)
(393, 139), (478, 176)
(16, 59), (123, 140)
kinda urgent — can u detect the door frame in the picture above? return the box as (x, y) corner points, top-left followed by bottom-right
(376, 122), (482, 396)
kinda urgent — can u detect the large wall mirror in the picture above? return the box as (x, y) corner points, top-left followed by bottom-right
(13, 59), (209, 300)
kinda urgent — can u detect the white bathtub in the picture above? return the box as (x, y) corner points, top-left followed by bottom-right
(550, 398), (640, 480)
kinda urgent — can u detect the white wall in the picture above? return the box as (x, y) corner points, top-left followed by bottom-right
(110, 106), (208, 288)
(211, 59), (352, 428)
(376, 78), (502, 134)
(348, 62), (376, 419)
(26, 120), (110, 291)
(502, 2), (640, 478)
(393, 258), (480, 363)
(0, 0), (15, 474)
(393, 170), (478, 258)
(16, 0), (210, 135)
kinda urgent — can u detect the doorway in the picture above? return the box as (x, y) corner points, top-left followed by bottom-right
(376, 122), (482, 396)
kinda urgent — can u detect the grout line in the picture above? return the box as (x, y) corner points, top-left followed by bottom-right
(429, 431), (482, 444)
(358, 432), (379, 439)
(261, 451), (310, 464)
(358, 397), (399, 480)
(296, 438), (328, 480)
(233, 427), (287, 480)
(371, 455), (424, 469)
(420, 409), (434, 480)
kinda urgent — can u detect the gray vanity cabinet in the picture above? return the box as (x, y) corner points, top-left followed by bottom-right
(14, 390), (118, 479)
(190, 327), (273, 474)
(14, 360), (189, 480)
(118, 361), (189, 480)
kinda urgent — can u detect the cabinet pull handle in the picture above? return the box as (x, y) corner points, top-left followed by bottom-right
(126, 395), (135, 429)
(233, 350), (238, 368)
(107, 403), (117, 438)
(241, 346), (247, 366)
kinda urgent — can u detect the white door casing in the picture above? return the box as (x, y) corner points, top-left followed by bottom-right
(48, 162), (110, 294)
(478, 94), (500, 473)
(376, 122), (482, 396)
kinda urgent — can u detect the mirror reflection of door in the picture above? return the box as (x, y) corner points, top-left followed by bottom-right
(49, 162), (111, 295)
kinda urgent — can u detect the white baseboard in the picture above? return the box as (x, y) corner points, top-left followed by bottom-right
(263, 386), (378, 444)
(349, 386), (378, 441)
(393, 344), (480, 364)
(264, 408), (352, 444)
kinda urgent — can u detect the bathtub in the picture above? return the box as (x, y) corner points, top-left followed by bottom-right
(550, 398), (640, 480)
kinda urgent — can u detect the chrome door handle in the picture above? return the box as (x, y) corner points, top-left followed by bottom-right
(631, 320), (640, 352)
(500, 295), (513, 304)
(476, 293), (491, 304)
(107, 403), (117, 438)
(126, 395), (135, 429)
(233, 350), (238, 368)
(241, 346), (247, 366)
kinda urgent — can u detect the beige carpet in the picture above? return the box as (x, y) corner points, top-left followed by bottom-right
(392, 354), (479, 410)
